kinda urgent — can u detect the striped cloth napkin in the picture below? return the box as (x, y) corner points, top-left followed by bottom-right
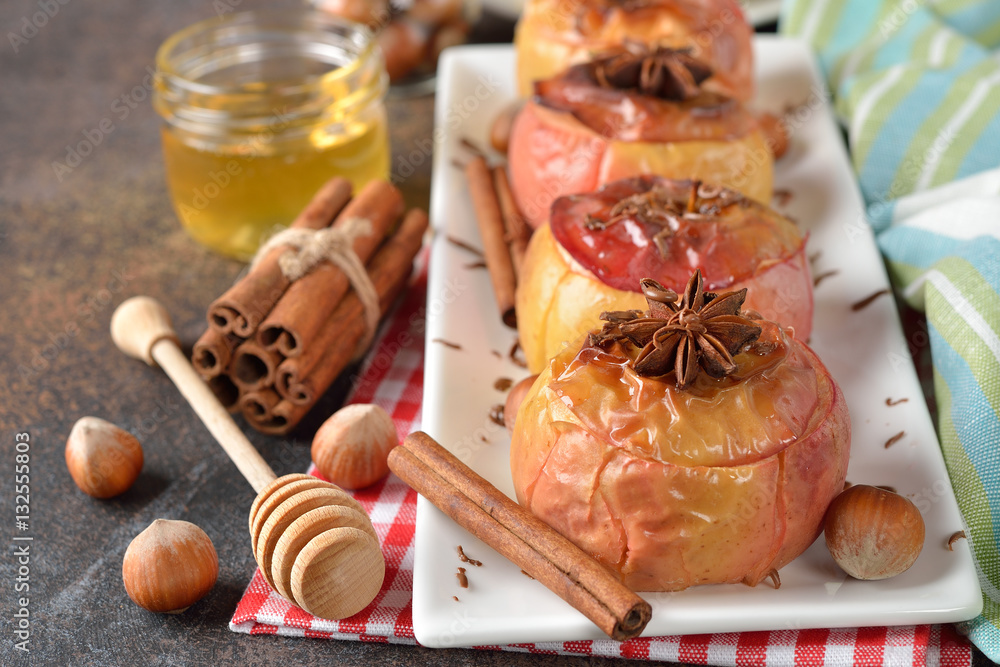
(782, 0), (1000, 660)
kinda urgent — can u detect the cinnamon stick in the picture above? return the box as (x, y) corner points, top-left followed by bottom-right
(205, 374), (241, 413)
(229, 340), (283, 392)
(192, 328), (243, 378)
(466, 156), (517, 329)
(274, 209), (428, 407)
(387, 431), (652, 641)
(208, 177), (353, 337)
(492, 166), (532, 279)
(239, 387), (282, 422)
(250, 267), (412, 435)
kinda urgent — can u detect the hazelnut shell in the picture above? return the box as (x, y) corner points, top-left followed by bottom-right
(824, 484), (925, 580)
(123, 519), (219, 613)
(65, 416), (143, 498)
(312, 404), (398, 490)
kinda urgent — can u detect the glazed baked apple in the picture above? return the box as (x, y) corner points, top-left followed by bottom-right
(510, 273), (851, 591)
(516, 176), (812, 373)
(514, 0), (754, 102)
(508, 46), (773, 228)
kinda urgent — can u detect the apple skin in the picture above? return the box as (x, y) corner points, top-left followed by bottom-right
(510, 320), (851, 591)
(515, 177), (813, 375)
(514, 0), (754, 102)
(508, 100), (773, 229)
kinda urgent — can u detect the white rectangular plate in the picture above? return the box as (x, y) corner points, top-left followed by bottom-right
(416, 38), (982, 648)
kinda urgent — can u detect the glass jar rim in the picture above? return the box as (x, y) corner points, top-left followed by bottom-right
(155, 8), (378, 98)
(154, 8), (388, 141)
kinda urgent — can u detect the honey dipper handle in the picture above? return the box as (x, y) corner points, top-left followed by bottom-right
(111, 296), (278, 493)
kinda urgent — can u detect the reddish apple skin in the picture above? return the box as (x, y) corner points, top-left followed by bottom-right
(508, 100), (773, 229)
(515, 177), (812, 374)
(510, 321), (851, 591)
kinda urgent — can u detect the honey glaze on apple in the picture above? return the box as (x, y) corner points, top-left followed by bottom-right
(510, 274), (851, 592)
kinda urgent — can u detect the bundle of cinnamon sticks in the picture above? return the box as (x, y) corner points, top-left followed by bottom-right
(192, 177), (428, 435)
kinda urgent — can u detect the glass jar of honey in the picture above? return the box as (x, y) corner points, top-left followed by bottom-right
(154, 10), (390, 259)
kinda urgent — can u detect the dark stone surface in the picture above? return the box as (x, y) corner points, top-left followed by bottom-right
(0, 1), (985, 665)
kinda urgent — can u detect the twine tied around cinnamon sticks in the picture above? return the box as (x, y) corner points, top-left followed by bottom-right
(249, 217), (381, 358)
(192, 177), (428, 435)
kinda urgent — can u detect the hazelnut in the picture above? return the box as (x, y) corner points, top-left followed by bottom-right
(123, 519), (218, 613)
(312, 404), (398, 490)
(65, 416), (143, 498)
(378, 19), (430, 83)
(824, 484), (925, 580)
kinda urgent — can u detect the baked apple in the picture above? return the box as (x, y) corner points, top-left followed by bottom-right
(508, 46), (773, 228)
(514, 0), (754, 101)
(516, 176), (812, 373)
(510, 272), (851, 591)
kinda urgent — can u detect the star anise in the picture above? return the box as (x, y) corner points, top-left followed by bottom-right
(584, 180), (745, 258)
(592, 45), (713, 101)
(590, 270), (762, 388)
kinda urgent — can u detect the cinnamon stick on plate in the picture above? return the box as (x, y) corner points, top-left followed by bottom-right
(465, 156), (518, 329)
(492, 166), (532, 279)
(388, 431), (652, 641)
(207, 177), (353, 337)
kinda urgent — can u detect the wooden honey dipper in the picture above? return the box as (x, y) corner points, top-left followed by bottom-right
(110, 296), (385, 620)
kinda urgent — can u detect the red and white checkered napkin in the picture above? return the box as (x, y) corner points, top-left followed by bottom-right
(229, 269), (974, 666)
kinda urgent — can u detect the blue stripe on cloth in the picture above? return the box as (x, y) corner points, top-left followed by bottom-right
(946, 236), (1000, 290)
(871, 10), (937, 70)
(943, 2), (1000, 47)
(946, 36), (991, 71)
(928, 322), (1000, 564)
(878, 226), (965, 270)
(854, 74), (944, 203)
(866, 199), (898, 233)
(962, 608), (1000, 665)
(824, 0), (884, 65)
(953, 103), (1000, 180)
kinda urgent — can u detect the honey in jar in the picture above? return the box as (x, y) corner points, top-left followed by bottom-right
(154, 10), (390, 259)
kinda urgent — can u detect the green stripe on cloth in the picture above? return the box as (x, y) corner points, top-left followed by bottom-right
(924, 262), (1000, 416)
(942, 28), (966, 66)
(887, 59), (1000, 196)
(935, 83), (1000, 184)
(934, 0), (989, 15)
(829, 2), (900, 86)
(839, 67), (923, 171)
(885, 260), (931, 307)
(910, 24), (943, 62)
(934, 376), (999, 591)
(974, 18), (1000, 47)
(932, 258), (1000, 343)
(801, 0), (845, 52)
